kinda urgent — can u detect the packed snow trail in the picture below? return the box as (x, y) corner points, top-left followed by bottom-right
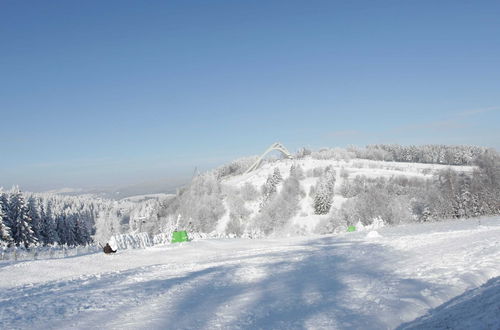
(0, 217), (499, 329)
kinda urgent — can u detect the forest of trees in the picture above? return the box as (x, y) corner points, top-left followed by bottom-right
(0, 189), (102, 248)
(296, 144), (491, 166)
(319, 151), (500, 232)
(2, 144), (499, 248)
(350, 144), (490, 165)
(0, 189), (145, 248)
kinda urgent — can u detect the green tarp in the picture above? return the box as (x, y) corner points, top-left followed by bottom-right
(347, 226), (356, 232)
(171, 230), (189, 243)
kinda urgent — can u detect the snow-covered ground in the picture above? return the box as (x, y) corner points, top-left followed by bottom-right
(398, 276), (500, 329)
(224, 158), (475, 189)
(1, 217), (499, 329)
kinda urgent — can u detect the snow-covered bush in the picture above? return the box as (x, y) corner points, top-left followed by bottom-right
(240, 182), (259, 201)
(225, 192), (250, 236)
(337, 183), (414, 226)
(225, 217), (243, 237)
(315, 208), (346, 234)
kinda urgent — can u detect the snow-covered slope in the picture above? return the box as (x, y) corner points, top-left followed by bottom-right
(224, 158), (474, 189)
(218, 157), (475, 235)
(398, 276), (500, 329)
(1, 216), (498, 329)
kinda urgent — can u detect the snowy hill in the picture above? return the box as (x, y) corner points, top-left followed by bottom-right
(94, 145), (496, 242)
(218, 157), (476, 236)
(2, 144), (497, 252)
(1, 216), (499, 329)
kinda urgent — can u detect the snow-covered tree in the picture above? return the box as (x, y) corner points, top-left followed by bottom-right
(256, 170), (303, 234)
(289, 164), (305, 180)
(94, 209), (122, 244)
(225, 192), (250, 236)
(41, 200), (59, 245)
(8, 189), (37, 248)
(74, 211), (93, 245)
(260, 167), (282, 209)
(313, 167), (336, 214)
(240, 182), (259, 201)
(0, 196), (13, 245)
(26, 196), (43, 245)
(174, 173), (225, 232)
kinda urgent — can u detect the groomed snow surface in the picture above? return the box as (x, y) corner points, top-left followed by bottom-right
(1, 217), (500, 330)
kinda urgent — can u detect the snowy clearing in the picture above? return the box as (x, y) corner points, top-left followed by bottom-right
(1, 217), (499, 329)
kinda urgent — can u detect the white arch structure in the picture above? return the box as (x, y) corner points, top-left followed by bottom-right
(245, 142), (293, 174)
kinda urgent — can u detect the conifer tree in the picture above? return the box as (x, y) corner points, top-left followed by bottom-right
(41, 201), (59, 245)
(260, 167), (283, 209)
(0, 198), (13, 245)
(8, 190), (37, 248)
(56, 214), (68, 245)
(26, 196), (43, 244)
(314, 167), (336, 214)
(64, 214), (78, 246)
(74, 215), (92, 245)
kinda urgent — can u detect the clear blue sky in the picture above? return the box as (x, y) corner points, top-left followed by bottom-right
(1, 0), (499, 191)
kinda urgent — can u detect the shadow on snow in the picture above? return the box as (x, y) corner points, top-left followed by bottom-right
(0, 236), (436, 329)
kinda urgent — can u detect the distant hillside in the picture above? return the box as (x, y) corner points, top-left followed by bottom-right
(3, 144), (498, 249)
(153, 144), (499, 238)
(43, 178), (186, 200)
(220, 157), (476, 236)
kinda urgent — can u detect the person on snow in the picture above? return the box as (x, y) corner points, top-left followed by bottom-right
(103, 243), (117, 254)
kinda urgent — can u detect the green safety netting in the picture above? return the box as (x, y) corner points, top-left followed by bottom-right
(171, 230), (189, 243)
(347, 226), (356, 232)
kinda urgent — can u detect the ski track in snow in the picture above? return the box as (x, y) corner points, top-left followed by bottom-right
(1, 217), (500, 329)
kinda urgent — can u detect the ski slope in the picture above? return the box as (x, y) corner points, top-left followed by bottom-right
(220, 157), (476, 236)
(1, 217), (499, 329)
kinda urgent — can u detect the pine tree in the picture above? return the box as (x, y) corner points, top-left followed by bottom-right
(64, 214), (78, 246)
(56, 214), (68, 245)
(41, 201), (59, 245)
(74, 215), (92, 245)
(0, 197), (13, 245)
(8, 190), (37, 248)
(26, 196), (43, 245)
(272, 167), (283, 184)
(260, 168), (283, 209)
(314, 167), (336, 214)
(0, 192), (11, 228)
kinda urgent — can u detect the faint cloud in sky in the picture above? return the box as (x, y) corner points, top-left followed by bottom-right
(390, 105), (499, 134)
(31, 157), (117, 168)
(455, 106), (500, 117)
(390, 119), (465, 134)
(327, 130), (361, 137)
